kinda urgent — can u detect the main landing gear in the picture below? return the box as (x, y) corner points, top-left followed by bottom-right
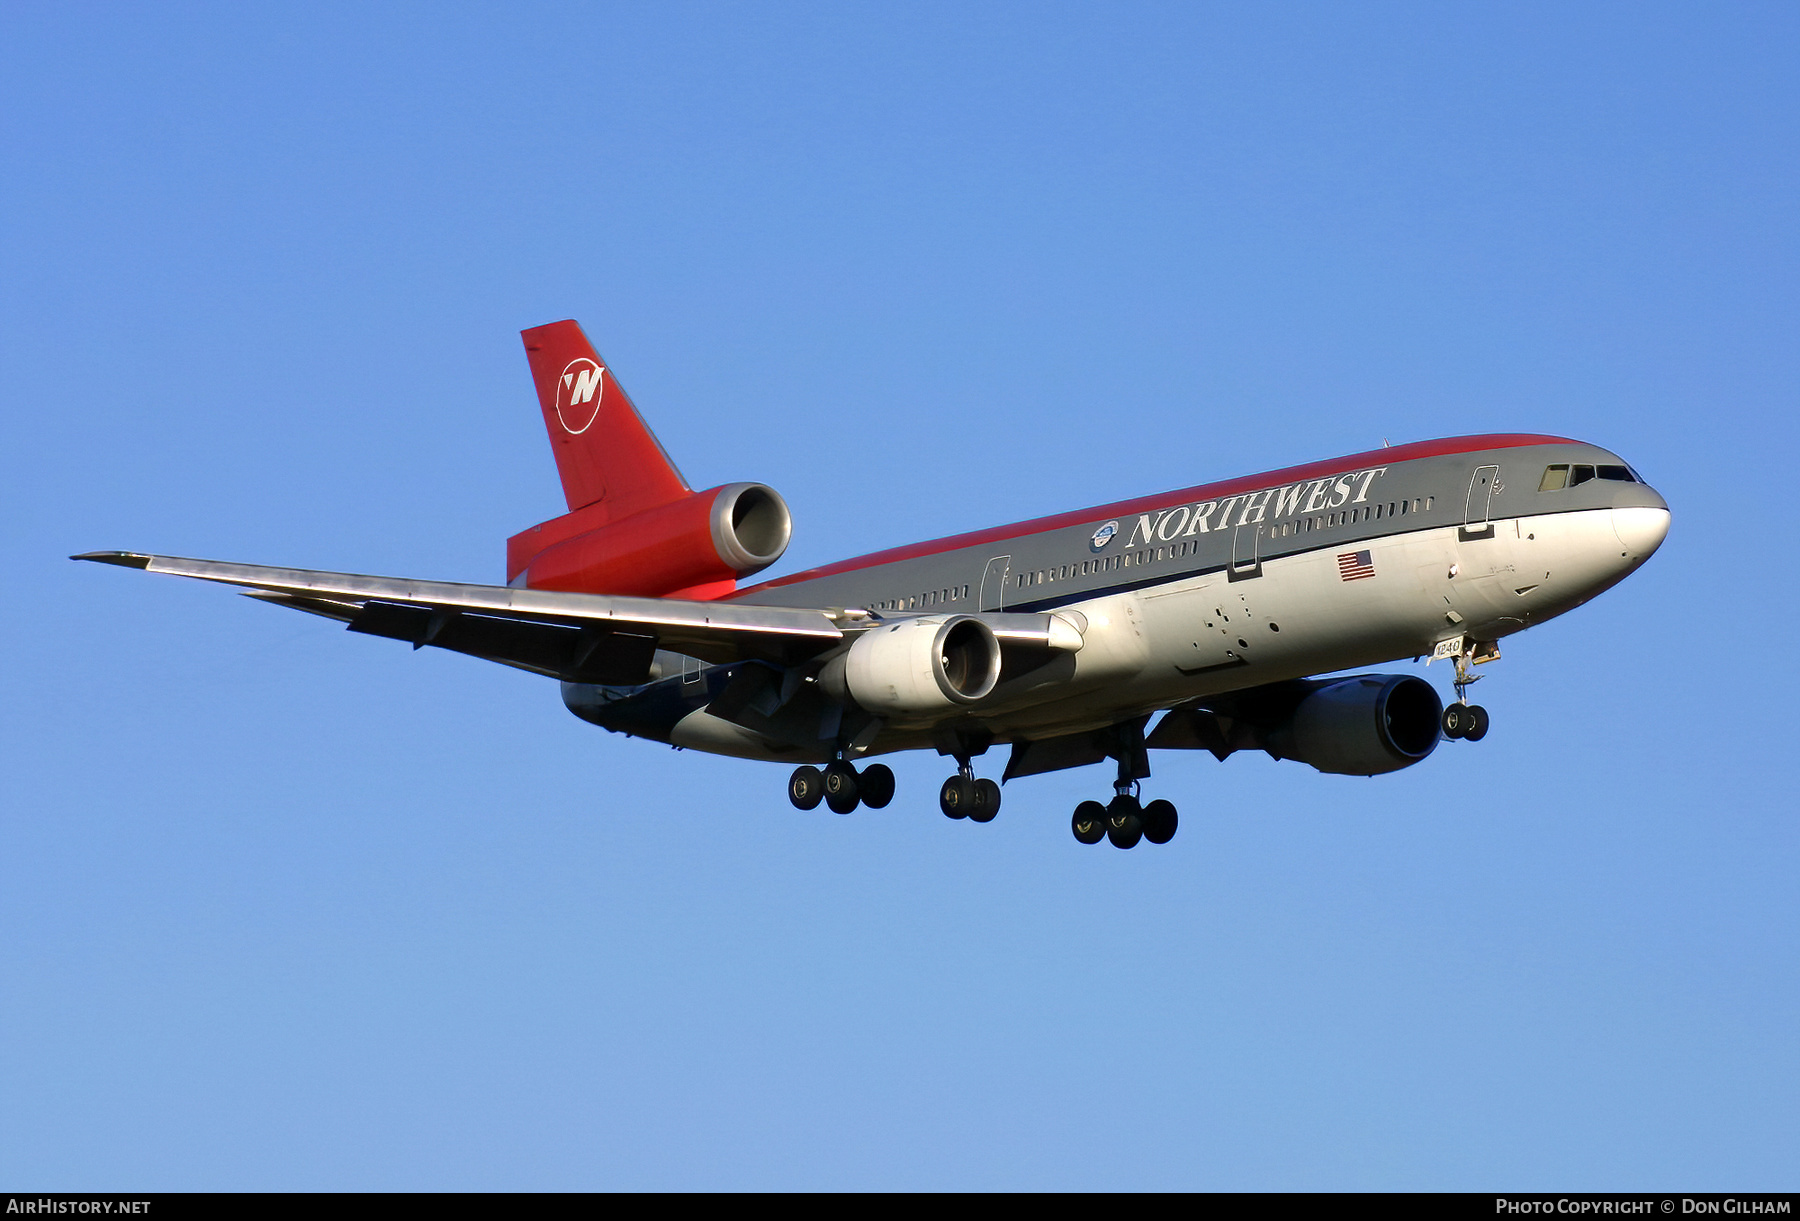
(788, 760), (895, 814)
(939, 757), (1001, 823)
(1440, 644), (1493, 742)
(788, 757), (1002, 821)
(1071, 739), (1178, 849)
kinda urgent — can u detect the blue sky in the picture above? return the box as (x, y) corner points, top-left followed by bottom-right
(3, 2), (1795, 1189)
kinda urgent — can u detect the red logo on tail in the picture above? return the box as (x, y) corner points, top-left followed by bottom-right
(556, 358), (605, 434)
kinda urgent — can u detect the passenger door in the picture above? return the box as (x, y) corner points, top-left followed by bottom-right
(1462, 465), (1499, 539)
(1229, 522), (1262, 581)
(979, 555), (1012, 611)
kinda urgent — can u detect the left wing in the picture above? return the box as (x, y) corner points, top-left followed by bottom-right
(74, 551), (855, 683)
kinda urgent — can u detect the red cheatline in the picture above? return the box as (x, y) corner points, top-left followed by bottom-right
(1338, 550), (1376, 581)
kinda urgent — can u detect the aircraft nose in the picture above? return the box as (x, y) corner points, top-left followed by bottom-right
(1611, 506), (1670, 561)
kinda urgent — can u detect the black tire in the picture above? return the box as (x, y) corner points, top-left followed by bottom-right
(1441, 704), (1469, 739)
(858, 763), (895, 809)
(788, 765), (824, 810)
(1106, 794), (1143, 849)
(1142, 799), (1179, 845)
(1464, 704), (1490, 742)
(968, 778), (1002, 823)
(1072, 801), (1107, 845)
(939, 775), (974, 819)
(823, 761), (860, 814)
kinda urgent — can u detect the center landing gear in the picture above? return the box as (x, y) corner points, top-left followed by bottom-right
(1441, 643), (1493, 742)
(1071, 726), (1178, 848)
(788, 760), (895, 814)
(939, 758), (1001, 823)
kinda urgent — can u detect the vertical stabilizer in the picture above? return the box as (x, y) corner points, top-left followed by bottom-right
(520, 320), (691, 517)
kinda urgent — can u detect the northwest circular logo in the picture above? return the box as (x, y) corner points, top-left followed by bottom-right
(1090, 521), (1118, 551)
(555, 358), (606, 434)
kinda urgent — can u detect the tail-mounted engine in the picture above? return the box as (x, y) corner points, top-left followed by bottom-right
(508, 482), (792, 599)
(1148, 673), (1443, 776)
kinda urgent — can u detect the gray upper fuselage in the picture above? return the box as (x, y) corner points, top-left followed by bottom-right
(731, 435), (1665, 620)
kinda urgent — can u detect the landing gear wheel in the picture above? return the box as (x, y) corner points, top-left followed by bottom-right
(823, 761), (860, 814)
(857, 763), (895, 809)
(788, 765), (824, 810)
(1463, 704), (1490, 742)
(1072, 801), (1107, 845)
(1441, 704), (1471, 740)
(968, 778), (1002, 823)
(1142, 799), (1179, 845)
(1106, 794), (1143, 849)
(939, 775), (974, 819)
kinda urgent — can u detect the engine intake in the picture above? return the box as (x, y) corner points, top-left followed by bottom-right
(508, 482), (791, 599)
(1266, 674), (1443, 776)
(833, 616), (1003, 715)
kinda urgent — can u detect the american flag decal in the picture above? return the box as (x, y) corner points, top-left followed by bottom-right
(1337, 550), (1376, 581)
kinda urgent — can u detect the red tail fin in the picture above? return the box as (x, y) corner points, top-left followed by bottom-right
(520, 320), (690, 516)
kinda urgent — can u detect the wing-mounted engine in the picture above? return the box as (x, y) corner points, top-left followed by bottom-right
(700, 610), (1084, 754)
(508, 482), (792, 600)
(821, 615), (1004, 715)
(1148, 673), (1442, 776)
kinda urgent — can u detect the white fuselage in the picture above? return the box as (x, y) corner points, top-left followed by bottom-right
(660, 502), (1668, 762)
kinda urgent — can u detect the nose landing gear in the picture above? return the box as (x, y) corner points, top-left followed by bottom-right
(1441, 642), (1494, 742)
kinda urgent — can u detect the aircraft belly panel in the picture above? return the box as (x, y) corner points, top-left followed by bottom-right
(670, 709), (816, 763)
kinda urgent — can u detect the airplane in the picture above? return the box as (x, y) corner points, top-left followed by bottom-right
(76, 320), (1670, 848)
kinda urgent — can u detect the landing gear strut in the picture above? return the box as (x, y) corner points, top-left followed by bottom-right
(1441, 644), (1492, 742)
(1071, 721), (1178, 848)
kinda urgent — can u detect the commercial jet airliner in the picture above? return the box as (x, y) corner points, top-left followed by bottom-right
(78, 321), (1669, 847)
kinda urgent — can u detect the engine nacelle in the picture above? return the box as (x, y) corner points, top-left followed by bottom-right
(1266, 674), (1442, 776)
(508, 482), (791, 599)
(832, 616), (1003, 715)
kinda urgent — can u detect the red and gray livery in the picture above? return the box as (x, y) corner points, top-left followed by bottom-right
(77, 320), (1669, 848)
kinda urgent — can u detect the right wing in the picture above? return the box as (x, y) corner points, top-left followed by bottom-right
(74, 551), (855, 683)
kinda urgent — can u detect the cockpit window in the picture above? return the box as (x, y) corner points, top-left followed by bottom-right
(1542, 462), (1638, 491)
